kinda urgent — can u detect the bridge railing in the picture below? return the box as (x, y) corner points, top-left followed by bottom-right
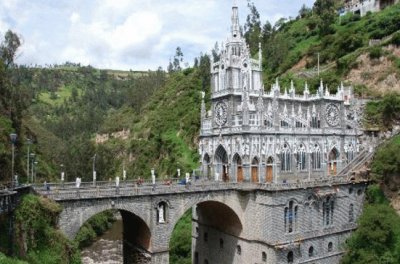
(35, 176), (358, 201)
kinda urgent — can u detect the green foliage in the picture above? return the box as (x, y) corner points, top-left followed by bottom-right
(371, 135), (400, 182)
(170, 210), (192, 264)
(13, 194), (80, 264)
(0, 253), (28, 264)
(369, 46), (383, 60)
(364, 93), (400, 130)
(391, 32), (400, 46)
(75, 210), (116, 249)
(342, 185), (400, 264)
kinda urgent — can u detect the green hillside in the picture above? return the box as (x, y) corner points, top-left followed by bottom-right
(1, 1), (400, 263)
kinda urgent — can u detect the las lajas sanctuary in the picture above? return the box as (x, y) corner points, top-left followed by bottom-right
(194, 2), (369, 264)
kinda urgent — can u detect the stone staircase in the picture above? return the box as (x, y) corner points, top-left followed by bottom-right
(337, 149), (374, 180)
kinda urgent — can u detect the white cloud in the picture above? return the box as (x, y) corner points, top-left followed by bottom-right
(0, 0), (316, 70)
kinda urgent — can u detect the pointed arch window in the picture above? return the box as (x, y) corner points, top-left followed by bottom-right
(311, 116), (320, 128)
(280, 144), (291, 172)
(346, 143), (355, 163)
(311, 144), (321, 170)
(284, 201), (298, 233)
(349, 204), (354, 223)
(296, 144), (307, 171)
(323, 197), (334, 226)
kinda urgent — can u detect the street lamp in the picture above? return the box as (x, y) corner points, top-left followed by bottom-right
(34, 161), (38, 183)
(10, 133), (17, 188)
(151, 168), (155, 185)
(61, 164), (65, 185)
(26, 139), (32, 183)
(92, 154), (96, 186)
(30, 153), (36, 183)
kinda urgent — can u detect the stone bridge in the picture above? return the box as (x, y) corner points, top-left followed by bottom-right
(34, 175), (366, 264)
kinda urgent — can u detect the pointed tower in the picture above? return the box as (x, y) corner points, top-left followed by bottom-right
(231, 0), (240, 38)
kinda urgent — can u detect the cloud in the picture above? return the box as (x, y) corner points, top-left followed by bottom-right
(0, 0), (316, 70)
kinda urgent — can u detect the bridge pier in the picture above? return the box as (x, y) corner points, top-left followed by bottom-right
(151, 251), (169, 264)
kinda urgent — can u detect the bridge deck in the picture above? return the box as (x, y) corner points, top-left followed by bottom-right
(34, 176), (367, 201)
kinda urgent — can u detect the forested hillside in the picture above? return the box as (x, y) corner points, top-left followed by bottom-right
(1, 1), (400, 263)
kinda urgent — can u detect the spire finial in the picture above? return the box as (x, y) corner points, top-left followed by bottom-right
(231, 0), (240, 38)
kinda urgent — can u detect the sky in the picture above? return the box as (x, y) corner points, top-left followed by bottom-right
(0, 0), (315, 71)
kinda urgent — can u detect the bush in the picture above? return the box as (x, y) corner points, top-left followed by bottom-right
(369, 46), (383, 60)
(391, 32), (400, 46)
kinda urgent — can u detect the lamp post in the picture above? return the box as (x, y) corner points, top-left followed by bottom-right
(151, 168), (155, 185)
(92, 154), (96, 186)
(26, 139), (31, 183)
(61, 164), (64, 186)
(10, 133), (17, 188)
(34, 161), (38, 183)
(30, 153), (35, 183)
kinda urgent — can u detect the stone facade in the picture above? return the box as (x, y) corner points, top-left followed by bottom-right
(192, 183), (367, 264)
(199, 4), (361, 185)
(194, 3), (368, 264)
(342, 0), (399, 16)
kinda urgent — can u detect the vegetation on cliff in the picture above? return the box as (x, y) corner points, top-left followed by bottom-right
(12, 194), (81, 264)
(341, 185), (400, 264)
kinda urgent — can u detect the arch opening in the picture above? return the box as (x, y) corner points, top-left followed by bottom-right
(215, 145), (229, 182)
(170, 200), (243, 264)
(328, 148), (339, 176)
(233, 153), (243, 182)
(75, 209), (151, 264)
(251, 157), (260, 183)
(266, 156), (274, 183)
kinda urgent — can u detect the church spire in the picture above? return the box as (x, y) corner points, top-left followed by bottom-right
(231, 0), (240, 38)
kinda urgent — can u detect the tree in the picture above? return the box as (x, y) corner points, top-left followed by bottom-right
(313, 0), (336, 36)
(0, 30), (21, 68)
(298, 4), (312, 18)
(173, 47), (184, 71)
(244, 1), (262, 55)
(211, 42), (220, 62)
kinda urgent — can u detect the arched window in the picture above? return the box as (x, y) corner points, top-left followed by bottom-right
(280, 144), (291, 172)
(297, 144), (306, 171)
(204, 260), (209, 264)
(281, 120), (290, 128)
(308, 246), (314, 257)
(349, 204), (354, 223)
(346, 143), (354, 163)
(311, 144), (321, 170)
(284, 201), (298, 233)
(262, 252), (267, 262)
(323, 197), (334, 226)
(311, 116), (320, 128)
(219, 238), (224, 249)
(287, 251), (294, 263)
(328, 242), (333, 252)
(237, 245), (241, 255)
(204, 232), (208, 242)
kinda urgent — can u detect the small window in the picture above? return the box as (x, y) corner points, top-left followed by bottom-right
(349, 187), (353, 194)
(357, 189), (363, 196)
(262, 251), (267, 262)
(237, 245), (241, 255)
(194, 252), (199, 264)
(308, 246), (314, 257)
(204, 232), (208, 242)
(349, 204), (354, 223)
(220, 238), (224, 249)
(287, 251), (294, 263)
(328, 242), (333, 252)
(204, 260), (209, 264)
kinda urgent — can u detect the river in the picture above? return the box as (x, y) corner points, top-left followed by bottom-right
(81, 218), (123, 264)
